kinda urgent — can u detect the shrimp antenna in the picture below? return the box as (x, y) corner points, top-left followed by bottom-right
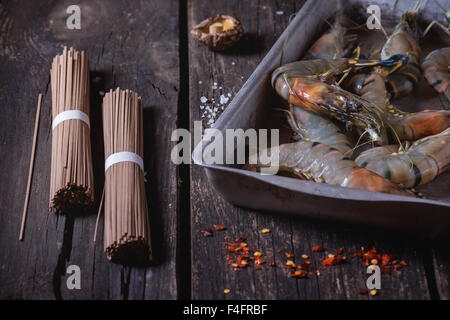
(432, 0), (448, 16)
(373, 13), (389, 40)
(344, 137), (374, 157)
(345, 129), (369, 157)
(423, 20), (450, 37)
(384, 120), (407, 153)
(393, 0), (399, 12)
(412, 0), (427, 13)
(279, 14), (297, 66)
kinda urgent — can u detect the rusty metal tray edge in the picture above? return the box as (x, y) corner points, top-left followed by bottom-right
(192, 0), (450, 235)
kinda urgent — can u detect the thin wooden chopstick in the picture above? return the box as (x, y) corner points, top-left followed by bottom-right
(19, 93), (43, 241)
(93, 187), (105, 244)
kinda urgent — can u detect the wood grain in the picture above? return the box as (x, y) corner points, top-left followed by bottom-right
(0, 0), (178, 299)
(0, 0), (447, 300)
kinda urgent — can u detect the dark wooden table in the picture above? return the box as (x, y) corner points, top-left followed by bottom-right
(0, 0), (448, 300)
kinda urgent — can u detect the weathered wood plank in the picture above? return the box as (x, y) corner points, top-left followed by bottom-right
(188, 0), (433, 300)
(432, 241), (450, 300)
(0, 0), (178, 299)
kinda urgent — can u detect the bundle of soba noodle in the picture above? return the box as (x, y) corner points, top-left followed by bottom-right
(50, 47), (94, 214)
(102, 88), (151, 263)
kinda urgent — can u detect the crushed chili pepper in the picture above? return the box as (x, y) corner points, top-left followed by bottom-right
(200, 228), (213, 237)
(322, 254), (344, 266)
(284, 260), (296, 269)
(312, 245), (325, 252)
(213, 224), (227, 231)
(290, 270), (306, 278)
(381, 254), (392, 266)
(212, 225), (408, 296)
(261, 228), (271, 234)
(254, 251), (262, 257)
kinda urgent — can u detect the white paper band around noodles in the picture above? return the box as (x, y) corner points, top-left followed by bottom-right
(104, 152), (144, 173)
(52, 110), (90, 130)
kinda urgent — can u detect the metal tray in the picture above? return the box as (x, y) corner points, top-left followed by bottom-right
(192, 0), (450, 237)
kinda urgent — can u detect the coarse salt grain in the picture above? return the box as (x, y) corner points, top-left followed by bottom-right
(276, 10), (284, 15)
(200, 96), (207, 103)
(220, 95), (229, 105)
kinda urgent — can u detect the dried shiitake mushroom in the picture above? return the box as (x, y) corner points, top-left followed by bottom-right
(190, 14), (244, 51)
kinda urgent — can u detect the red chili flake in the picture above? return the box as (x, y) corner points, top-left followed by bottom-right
(236, 254), (249, 265)
(200, 229), (213, 237)
(235, 237), (246, 243)
(255, 257), (265, 265)
(285, 252), (297, 258)
(360, 289), (368, 295)
(312, 245), (325, 252)
(290, 270), (306, 278)
(269, 262), (276, 267)
(336, 247), (344, 255)
(227, 246), (235, 253)
(213, 224), (227, 231)
(394, 265), (402, 271)
(400, 260), (408, 266)
(322, 255), (343, 266)
(276, 250), (282, 254)
(284, 260), (296, 269)
(255, 267), (262, 271)
(381, 253), (392, 266)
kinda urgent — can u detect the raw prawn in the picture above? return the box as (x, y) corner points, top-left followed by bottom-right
(355, 128), (450, 187)
(272, 57), (408, 144)
(421, 47), (450, 102)
(248, 140), (411, 196)
(304, 16), (357, 60)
